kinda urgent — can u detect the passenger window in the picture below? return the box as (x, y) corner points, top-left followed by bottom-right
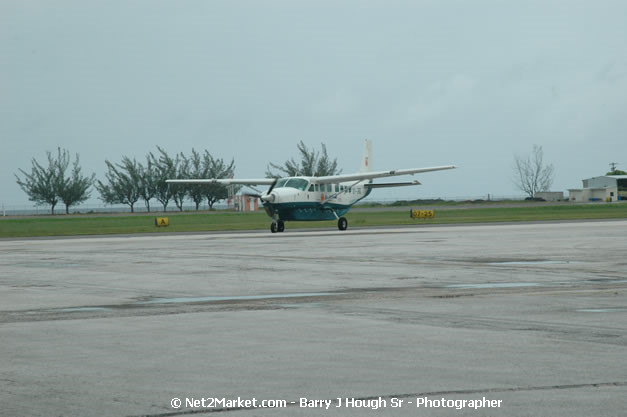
(314, 184), (319, 192)
(308, 185), (314, 192)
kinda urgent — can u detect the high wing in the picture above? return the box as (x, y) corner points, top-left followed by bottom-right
(365, 180), (421, 188)
(315, 165), (456, 184)
(166, 178), (275, 186)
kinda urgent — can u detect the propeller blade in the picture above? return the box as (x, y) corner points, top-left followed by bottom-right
(259, 178), (279, 204)
(267, 178), (278, 194)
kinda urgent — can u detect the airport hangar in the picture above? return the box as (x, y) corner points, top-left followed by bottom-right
(568, 175), (627, 202)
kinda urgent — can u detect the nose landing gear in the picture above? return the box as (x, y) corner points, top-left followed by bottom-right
(271, 220), (285, 233)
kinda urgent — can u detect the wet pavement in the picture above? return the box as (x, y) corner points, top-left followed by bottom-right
(1, 220), (626, 416)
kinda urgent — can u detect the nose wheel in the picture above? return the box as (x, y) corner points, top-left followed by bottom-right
(271, 220), (285, 233)
(337, 217), (348, 231)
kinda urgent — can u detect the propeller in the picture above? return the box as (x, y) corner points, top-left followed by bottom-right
(267, 178), (278, 194)
(259, 178), (279, 203)
(243, 178), (278, 203)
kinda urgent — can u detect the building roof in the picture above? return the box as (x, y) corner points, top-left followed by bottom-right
(569, 187), (613, 191)
(585, 175), (627, 180)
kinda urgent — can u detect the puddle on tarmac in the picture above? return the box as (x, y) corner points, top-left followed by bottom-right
(138, 292), (340, 305)
(446, 283), (540, 289)
(39, 293), (341, 314)
(576, 308), (627, 313)
(17, 262), (84, 269)
(48, 307), (113, 313)
(488, 260), (578, 266)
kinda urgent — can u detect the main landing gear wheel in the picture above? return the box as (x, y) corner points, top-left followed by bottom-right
(338, 217), (348, 231)
(271, 220), (285, 233)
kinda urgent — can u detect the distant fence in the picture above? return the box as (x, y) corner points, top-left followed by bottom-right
(1, 195), (529, 217)
(358, 195), (528, 205)
(0, 202), (230, 216)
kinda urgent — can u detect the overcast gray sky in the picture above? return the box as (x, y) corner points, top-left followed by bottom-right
(2, 0), (626, 206)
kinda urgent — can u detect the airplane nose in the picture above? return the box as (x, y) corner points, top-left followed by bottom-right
(261, 192), (277, 203)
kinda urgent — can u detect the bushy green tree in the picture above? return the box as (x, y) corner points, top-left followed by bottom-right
(265, 141), (341, 178)
(184, 149), (208, 210)
(178, 150), (236, 210)
(203, 152), (236, 209)
(96, 158), (141, 213)
(606, 169), (627, 175)
(56, 150), (95, 214)
(171, 152), (189, 212)
(15, 148), (94, 215)
(137, 156), (158, 212)
(150, 147), (177, 212)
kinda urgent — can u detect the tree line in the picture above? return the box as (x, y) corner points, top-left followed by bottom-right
(15, 147), (235, 214)
(17, 142), (563, 213)
(15, 141), (341, 215)
(18, 142), (563, 213)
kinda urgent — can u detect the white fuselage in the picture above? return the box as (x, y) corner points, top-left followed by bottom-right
(262, 177), (371, 221)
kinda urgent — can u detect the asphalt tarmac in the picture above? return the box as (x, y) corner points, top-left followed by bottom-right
(1, 220), (626, 416)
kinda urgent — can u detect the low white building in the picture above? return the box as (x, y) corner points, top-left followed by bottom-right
(228, 195), (259, 211)
(568, 175), (627, 202)
(535, 191), (565, 202)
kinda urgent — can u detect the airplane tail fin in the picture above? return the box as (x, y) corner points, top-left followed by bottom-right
(360, 139), (372, 173)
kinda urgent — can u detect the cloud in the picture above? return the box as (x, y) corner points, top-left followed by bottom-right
(311, 89), (359, 118)
(404, 74), (477, 126)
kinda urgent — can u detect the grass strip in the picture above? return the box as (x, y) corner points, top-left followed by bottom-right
(1, 204), (626, 238)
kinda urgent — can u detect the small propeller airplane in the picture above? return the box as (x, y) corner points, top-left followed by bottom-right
(167, 140), (455, 233)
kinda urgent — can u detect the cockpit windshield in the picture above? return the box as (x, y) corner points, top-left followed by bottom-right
(274, 178), (288, 188)
(275, 177), (309, 191)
